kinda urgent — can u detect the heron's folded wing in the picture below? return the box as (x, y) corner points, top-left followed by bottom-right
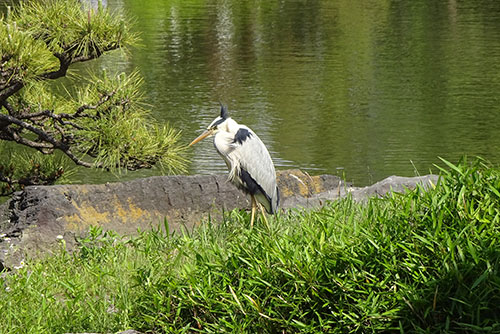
(231, 128), (278, 210)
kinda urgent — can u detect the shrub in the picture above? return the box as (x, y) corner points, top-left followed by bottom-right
(0, 158), (499, 333)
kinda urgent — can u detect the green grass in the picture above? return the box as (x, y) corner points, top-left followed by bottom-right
(1, 158), (500, 333)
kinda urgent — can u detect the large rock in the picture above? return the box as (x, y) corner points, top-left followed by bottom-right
(0, 170), (438, 270)
(0, 170), (346, 269)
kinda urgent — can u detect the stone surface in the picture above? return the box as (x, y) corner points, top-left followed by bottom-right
(349, 175), (438, 201)
(0, 170), (438, 270)
(0, 170), (346, 269)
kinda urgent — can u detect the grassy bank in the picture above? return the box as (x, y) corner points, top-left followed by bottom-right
(1, 158), (500, 333)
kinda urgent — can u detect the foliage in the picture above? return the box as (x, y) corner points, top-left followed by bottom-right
(0, 0), (187, 195)
(0, 158), (499, 333)
(11, 0), (131, 58)
(0, 142), (73, 195)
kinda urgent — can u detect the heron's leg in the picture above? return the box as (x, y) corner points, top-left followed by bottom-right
(250, 195), (257, 227)
(258, 202), (269, 227)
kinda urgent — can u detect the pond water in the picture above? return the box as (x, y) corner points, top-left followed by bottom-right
(3, 0), (500, 186)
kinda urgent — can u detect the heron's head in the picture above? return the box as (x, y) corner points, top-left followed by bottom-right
(189, 104), (230, 146)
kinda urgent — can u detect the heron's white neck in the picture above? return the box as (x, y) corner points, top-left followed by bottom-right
(220, 118), (241, 134)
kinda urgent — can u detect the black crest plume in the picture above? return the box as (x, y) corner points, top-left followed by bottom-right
(220, 102), (229, 119)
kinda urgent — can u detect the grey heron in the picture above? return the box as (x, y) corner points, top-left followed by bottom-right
(189, 104), (279, 226)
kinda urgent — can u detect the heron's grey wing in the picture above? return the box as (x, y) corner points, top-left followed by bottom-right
(231, 128), (278, 212)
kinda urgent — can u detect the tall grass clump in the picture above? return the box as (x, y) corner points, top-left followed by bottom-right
(0, 158), (499, 333)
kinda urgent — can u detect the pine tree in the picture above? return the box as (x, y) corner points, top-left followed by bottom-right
(0, 0), (187, 195)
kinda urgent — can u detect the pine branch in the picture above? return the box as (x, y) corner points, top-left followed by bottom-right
(0, 0), (187, 194)
(0, 46), (121, 102)
(0, 81), (24, 104)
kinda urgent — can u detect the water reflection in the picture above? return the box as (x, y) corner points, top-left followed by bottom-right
(2, 0), (500, 186)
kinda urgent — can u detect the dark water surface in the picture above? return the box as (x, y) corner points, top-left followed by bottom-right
(3, 0), (500, 186)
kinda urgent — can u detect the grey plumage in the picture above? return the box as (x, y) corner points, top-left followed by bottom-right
(220, 122), (279, 213)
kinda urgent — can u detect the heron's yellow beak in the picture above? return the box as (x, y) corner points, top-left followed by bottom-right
(189, 129), (214, 147)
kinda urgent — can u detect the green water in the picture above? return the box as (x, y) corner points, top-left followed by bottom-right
(3, 0), (500, 186)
